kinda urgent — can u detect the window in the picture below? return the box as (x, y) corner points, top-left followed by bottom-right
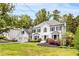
(56, 27), (58, 31)
(44, 27), (47, 32)
(32, 29), (36, 33)
(34, 36), (39, 40)
(56, 26), (62, 31)
(54, 35), (57, 39)
(37, 28), (40, 32)
(50, 27), (55, 31)
(44, 35), (47, 40)
(59, 26), (62, 30)
(52, 35), (59, 40)
(21, 31), (25, 34)
(34, 36), (37, 40)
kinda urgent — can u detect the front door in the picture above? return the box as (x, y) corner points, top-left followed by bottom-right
(44, 35), (47, 40)
(54, 35), (57, 39)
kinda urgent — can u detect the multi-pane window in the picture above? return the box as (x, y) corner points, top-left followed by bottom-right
(32, 29), (36, 33)
(21, 31), (25, 34)
(56, 27), (58, 31)
(34, 36), (39, 40)
(50, 27), (55, 31)
(37, 28), (41, 32)
(56, 26), (62, 31)
(34, 36), (37, 40)
(59, 26), (62, 30)
(44, 27), (47, 32)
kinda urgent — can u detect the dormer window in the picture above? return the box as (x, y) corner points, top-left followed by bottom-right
(44, 27), (47, 32)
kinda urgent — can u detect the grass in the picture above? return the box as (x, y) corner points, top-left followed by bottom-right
(0, 43), (77, 56)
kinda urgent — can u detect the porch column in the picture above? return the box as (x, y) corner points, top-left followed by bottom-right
(55, 26), (56, 31)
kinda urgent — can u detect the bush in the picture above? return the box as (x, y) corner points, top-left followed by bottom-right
(47, 38), (61, 46)
(0, 34), (17, 42)
(9, 40), (17, 42)
(64, 32), (74, 47)
(38, 38), (42, 42)
(29, 40), (39, 42)
(0, 34), (6, 39)
(74, 26), (79, 56)
(30, 38), (42, 42)
(59, 46), (67, 48)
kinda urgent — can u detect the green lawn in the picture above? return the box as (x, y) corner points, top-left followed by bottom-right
(0, 43), (77, 56)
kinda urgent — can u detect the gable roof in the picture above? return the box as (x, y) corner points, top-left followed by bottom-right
(3, 28), (31, 35)
(33, 20), (63, 28)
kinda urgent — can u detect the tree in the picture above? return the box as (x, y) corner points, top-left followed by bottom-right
(63, 13), (78, 34)
(70, 19), (78, 34)
(0, 18), (6, 29)
(76, 15), (79, 25)
(66, 14), (74, 32)
(33, 8), (48, 26)
(0, 3), (14, 29)
(18, 15), (32, 28)
(62, 14), (68, 22)
(10, 15), (19, 28)
(52, 10), (60, 21)
(74, 26), (79, 55)
(0, 3), (14, 16)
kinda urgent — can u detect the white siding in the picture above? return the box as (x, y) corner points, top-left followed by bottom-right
(3, 28), (29, 42)
(32, 24), (66, 40)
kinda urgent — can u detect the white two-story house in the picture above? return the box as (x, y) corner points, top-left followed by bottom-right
(32, 19), (66, 40)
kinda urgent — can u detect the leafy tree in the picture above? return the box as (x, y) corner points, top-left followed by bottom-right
(74, 26), (79, 55)
(10, 15), (19, 28)
(70, 19), (78, 34)
(18, 15), (32, 28)
(65, 14), (74, 32)
(0, 18), (6, 29)
(0, 3), (14, 29)
(63, 13), (78, 34)
(76, 15), (79, 25)
(33, 8), (48, 26)
(0, 3), (14, 16)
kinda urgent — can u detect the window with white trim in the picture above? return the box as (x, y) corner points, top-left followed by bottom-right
(32, 29), (36, 33)
(37, 28), (41, 32)
(44, 27), (47, 32)
(50, 27), (55, 31)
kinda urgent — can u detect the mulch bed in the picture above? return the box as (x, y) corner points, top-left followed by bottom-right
(37, 43), (59, 47)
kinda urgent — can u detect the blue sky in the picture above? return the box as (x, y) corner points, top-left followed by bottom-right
(12, 3), (79, 19)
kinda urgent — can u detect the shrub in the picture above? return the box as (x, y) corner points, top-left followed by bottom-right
(10, 40), (17, 42)
(30, 38), (42, 42)
(0, 34), (6, 39)
(47, 38), (61, 46)
(29, 40), (39, 42)
(0, 34), (17, 42)
(64, 32), (74, 47)
(38, 38), (42, 42)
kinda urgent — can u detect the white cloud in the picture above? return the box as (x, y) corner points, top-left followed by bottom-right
(12, 3), (79, 19)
